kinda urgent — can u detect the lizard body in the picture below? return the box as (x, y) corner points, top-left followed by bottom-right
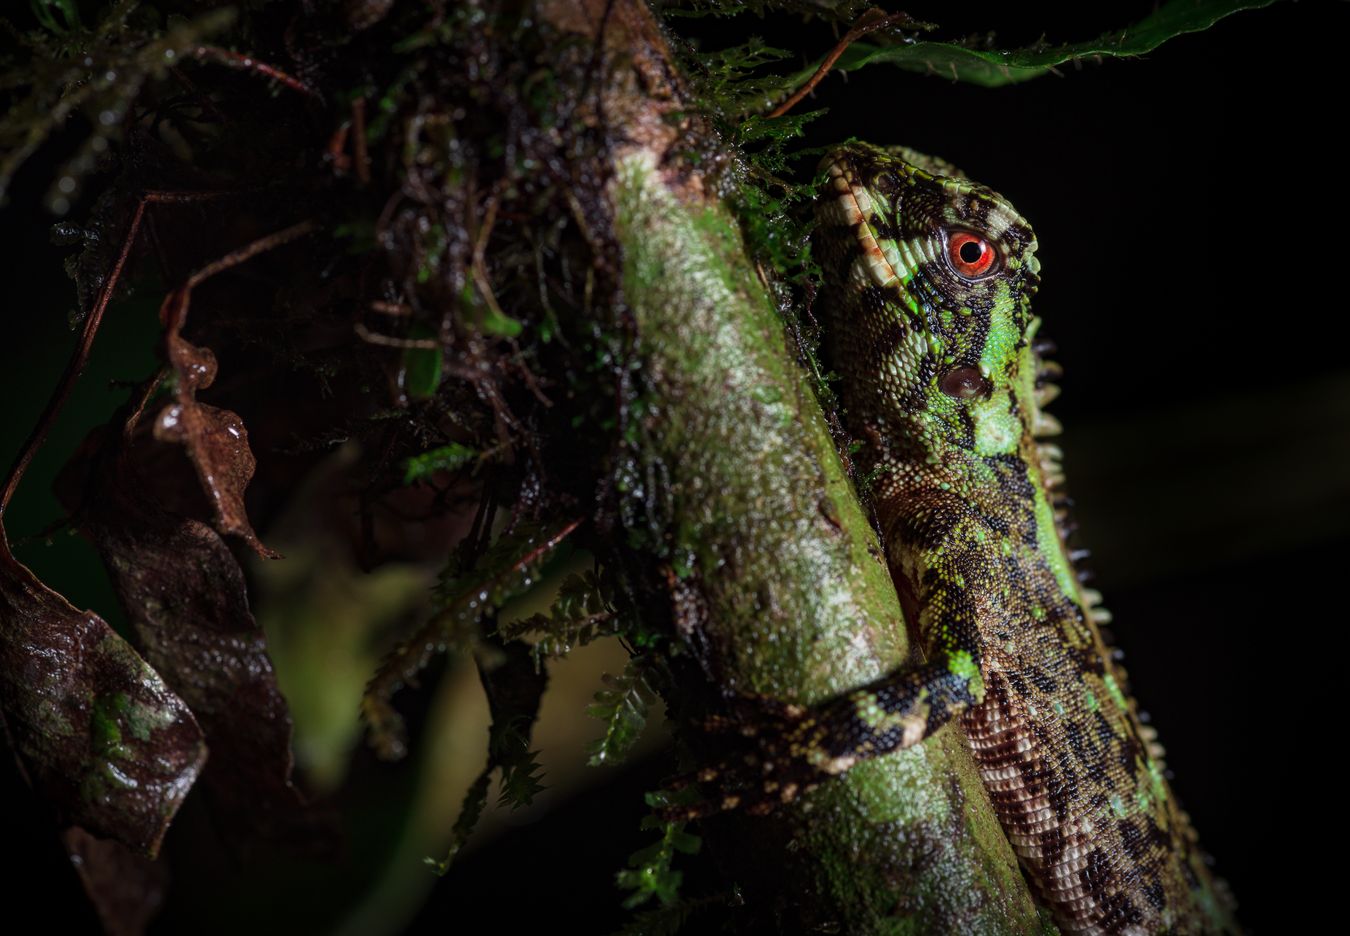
(676, 143), (1237, 934)
(814, 143), (1233, 934)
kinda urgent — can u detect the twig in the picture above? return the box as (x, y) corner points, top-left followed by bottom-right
(352, 97), (371, 185)
(191, 46), (323, 102)
(0, 191), (228, 557)
(354, 323), (439, 349)
(768, 9), (917, 119)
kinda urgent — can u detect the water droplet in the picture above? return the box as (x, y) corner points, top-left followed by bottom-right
(57, 176), (76, 194)
(158, 406), (182, 431)
(106, 762), (139, 789)
(99, 109), (118, 126)
(50, 222), (82, 245)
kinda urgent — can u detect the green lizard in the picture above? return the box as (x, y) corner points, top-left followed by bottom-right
(672, 142), (1237, 934)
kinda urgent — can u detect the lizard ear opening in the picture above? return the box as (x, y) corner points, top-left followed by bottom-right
(939, 366), (990, 400)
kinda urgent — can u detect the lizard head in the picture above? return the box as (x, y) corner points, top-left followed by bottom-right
(817, 143), (1041, 457)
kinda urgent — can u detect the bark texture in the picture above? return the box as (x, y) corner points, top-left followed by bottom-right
(539, 1), (1045, 931)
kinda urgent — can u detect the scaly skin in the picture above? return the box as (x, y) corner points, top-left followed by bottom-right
(674, 143), (1237, 934)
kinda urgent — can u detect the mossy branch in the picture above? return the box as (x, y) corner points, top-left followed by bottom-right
(536, 0), (1047, 931)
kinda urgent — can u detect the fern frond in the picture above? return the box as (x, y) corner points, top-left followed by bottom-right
(426, 642), (548, 875)
(500, 569), (620, 663)
(586, 657), (656, 768)
(363, 517), (580, 759)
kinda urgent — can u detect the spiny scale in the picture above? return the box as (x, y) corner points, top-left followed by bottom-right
(810, 143), (1237, 934)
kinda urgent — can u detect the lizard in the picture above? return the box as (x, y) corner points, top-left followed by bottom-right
(668, 142), (1237, 935)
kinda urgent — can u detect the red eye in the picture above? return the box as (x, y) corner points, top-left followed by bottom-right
(947, 231), (997, 278)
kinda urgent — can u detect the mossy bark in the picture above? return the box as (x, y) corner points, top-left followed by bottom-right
(537, 0), (1047, 931)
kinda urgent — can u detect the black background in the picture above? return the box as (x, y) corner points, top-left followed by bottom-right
(1, 1), (1345, 932)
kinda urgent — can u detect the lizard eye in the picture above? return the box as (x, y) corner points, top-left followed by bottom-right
(946, 231), (998, 279)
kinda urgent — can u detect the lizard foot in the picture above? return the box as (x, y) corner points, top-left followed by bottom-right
(659, 695), (840, 822)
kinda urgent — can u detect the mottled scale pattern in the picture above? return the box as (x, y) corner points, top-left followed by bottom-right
(811, 143), (1237, 934)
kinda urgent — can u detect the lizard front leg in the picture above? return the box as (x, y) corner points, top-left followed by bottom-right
(666, 524), (997, 820)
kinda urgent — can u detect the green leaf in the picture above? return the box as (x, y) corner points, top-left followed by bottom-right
(30, 0), (82, 33)
(404, 345), (443, 398)
(402, 442), (478, 485)
(616, 803), (701, 910)
(792, 0), (1279, 89)
(480, 305), (524, 338)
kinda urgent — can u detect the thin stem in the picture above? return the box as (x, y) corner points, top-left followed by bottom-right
(184, 220), (316, 291)
(0, 202), (311, 560)
(354, 323), (439, 349)
(191, 46), (323, 102)
(352, 98), (371, 185)
(0, 192), (210, 557)
(768, 10), (916, 119)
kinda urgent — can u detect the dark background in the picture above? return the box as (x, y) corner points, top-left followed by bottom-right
(1, 1), (1344, 932)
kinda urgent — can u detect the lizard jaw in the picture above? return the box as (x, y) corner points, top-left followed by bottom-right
(823, 155), (903, 290)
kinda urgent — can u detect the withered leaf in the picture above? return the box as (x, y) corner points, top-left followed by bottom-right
(63, 826), (168, 936)
(63, 420), (317, 848)
(154, 286), (278, 559)
(0, 549), (207, 856)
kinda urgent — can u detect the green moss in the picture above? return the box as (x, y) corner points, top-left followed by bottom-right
(90, 692), (129, 754)
(613, 152), (1041, 933)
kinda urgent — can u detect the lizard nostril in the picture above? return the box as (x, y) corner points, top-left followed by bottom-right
(939, 366), (988, 400)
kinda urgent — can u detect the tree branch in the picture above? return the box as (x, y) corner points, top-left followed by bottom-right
(538, 0), (1045, 930)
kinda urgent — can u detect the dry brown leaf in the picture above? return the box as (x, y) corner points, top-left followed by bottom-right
(153, 286), (279, 558)
(0, 550), (207, 856)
